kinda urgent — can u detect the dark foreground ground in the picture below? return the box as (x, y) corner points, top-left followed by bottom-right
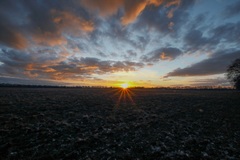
(0, 88), (240, 160)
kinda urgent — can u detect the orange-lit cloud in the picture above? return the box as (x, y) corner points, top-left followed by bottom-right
(0, 27), (27, 49)
(167, 8), (175, 18)
(51, 10), (94, 33)
(165, 0), (181, 7)
(25, 64), (34, 71)
(0, 49), (144, 82)
(32, 32), (67, 47)
(141, 47), (182, 62)
(9, 33), (27, 49)
(32, 10), (94, 46)
(160, 52), (173, 60)
(121, 0), (148, 25)
(81, 0), (181, 25)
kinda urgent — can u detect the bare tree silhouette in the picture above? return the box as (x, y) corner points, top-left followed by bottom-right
(227, 58), (240, 90)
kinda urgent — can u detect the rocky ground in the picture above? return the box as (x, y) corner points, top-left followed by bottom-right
(0, 88), (240, 159)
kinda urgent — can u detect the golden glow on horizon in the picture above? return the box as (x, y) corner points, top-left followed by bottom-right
(120, 83), (129, 89)
(62, 76), (192, 88)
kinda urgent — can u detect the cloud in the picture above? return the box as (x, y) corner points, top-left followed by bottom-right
(211, 22), (240, 44)
(81, 0), (181, 25)
(123, 50), (138, 60)
(51, 10), (94, 33)
(0, 49), (69, 78)
(80, 0), (124, 16)
(121, 0), (148, 25)
(166, 50), (240, 77)
(0, 49), (144, 81)
(0, 0), (193, 51)
(223, 1), (240, 17)
(0, 0), (238, 87)
(184, 30), (208, 47)
(188, 13), (207, 30)
(183, 17), (240, 53)
(0, 25), (27, 49)
(184, 29), (218, 51)
(132, 0), (195, 35)
(0, 0), (197, 51)
(32, 10), (94, 46)
(0, 0), (94, 48)
(183, 20), (240, 53)
(0, 50), (32, 68)
(66, 57), (144, 75)
(0, 2), (28, 49)
(141, 47), (182, 62)
(48, 57), (144, 80)
(87, 17), (151, 53)
(97, 52), (108, 58)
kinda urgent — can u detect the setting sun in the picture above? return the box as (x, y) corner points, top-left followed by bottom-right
(121, 83), (129, 89)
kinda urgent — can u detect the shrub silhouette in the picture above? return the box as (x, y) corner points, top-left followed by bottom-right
(227, 58), (240, 90)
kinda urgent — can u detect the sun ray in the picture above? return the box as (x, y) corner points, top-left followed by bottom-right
(114, 87), (136, 108)
(125, 89), (135, 105)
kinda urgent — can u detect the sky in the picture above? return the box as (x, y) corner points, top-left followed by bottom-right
(0, 0), (240, 87)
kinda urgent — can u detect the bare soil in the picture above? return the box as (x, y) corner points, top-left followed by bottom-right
(0, 88), (240, 159)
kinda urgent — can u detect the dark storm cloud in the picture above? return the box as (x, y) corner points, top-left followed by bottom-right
(141, 47), (182, 62)
(223, 1), (240, 17)
(0, 49), (144, 80)
(166, 50), (240, 77)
